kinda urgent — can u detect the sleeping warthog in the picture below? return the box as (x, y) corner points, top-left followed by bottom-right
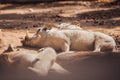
(57, 23), (82, 30)
(56, 51), (120, 80)
(22, 29), (116, 52)
(0, 47), (69, 80)
(44, 23), (82, 30)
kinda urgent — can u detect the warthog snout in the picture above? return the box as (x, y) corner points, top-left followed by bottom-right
(21, 30), (42, 47)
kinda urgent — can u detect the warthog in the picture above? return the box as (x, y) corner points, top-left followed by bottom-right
(0, 47), (69, 80)
(56, 51), (120, 80)
(39, 23), (82, 31)
(22, 29), (116, 52)
(57, 23), (82, 30)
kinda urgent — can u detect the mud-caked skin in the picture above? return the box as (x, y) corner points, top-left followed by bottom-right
(22, 29), (116, 52)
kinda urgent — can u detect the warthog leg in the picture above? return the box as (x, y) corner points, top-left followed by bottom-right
(93, 40), (101, 52)
(93, 47), (101, 52)
(61, 43), (70, 52)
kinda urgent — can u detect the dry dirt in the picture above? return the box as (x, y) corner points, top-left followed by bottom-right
(0, 1), (120, 53)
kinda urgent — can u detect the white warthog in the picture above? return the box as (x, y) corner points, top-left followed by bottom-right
(56, 23), (82, 30)
(22, 29), (116, 52)
(39, 23), (82, 31)
(56, 51), (120, 80)
(0, 47), (69, 80)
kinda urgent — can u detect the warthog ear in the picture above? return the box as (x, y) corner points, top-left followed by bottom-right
(4, 44), (14, 52)
(25, 30), (29, 40)
(42, 27), (48, 32)
(36, 27), (48, 34)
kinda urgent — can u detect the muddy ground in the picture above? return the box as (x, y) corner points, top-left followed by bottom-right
(0, 1), (120, 53)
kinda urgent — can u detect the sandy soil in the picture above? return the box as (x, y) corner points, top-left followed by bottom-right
(0, 1), (120, 53)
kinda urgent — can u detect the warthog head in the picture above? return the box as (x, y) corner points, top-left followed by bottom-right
(0, 52), (16, 74)
(0, 48), (59, 80)
(21, 29), (45, 47)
